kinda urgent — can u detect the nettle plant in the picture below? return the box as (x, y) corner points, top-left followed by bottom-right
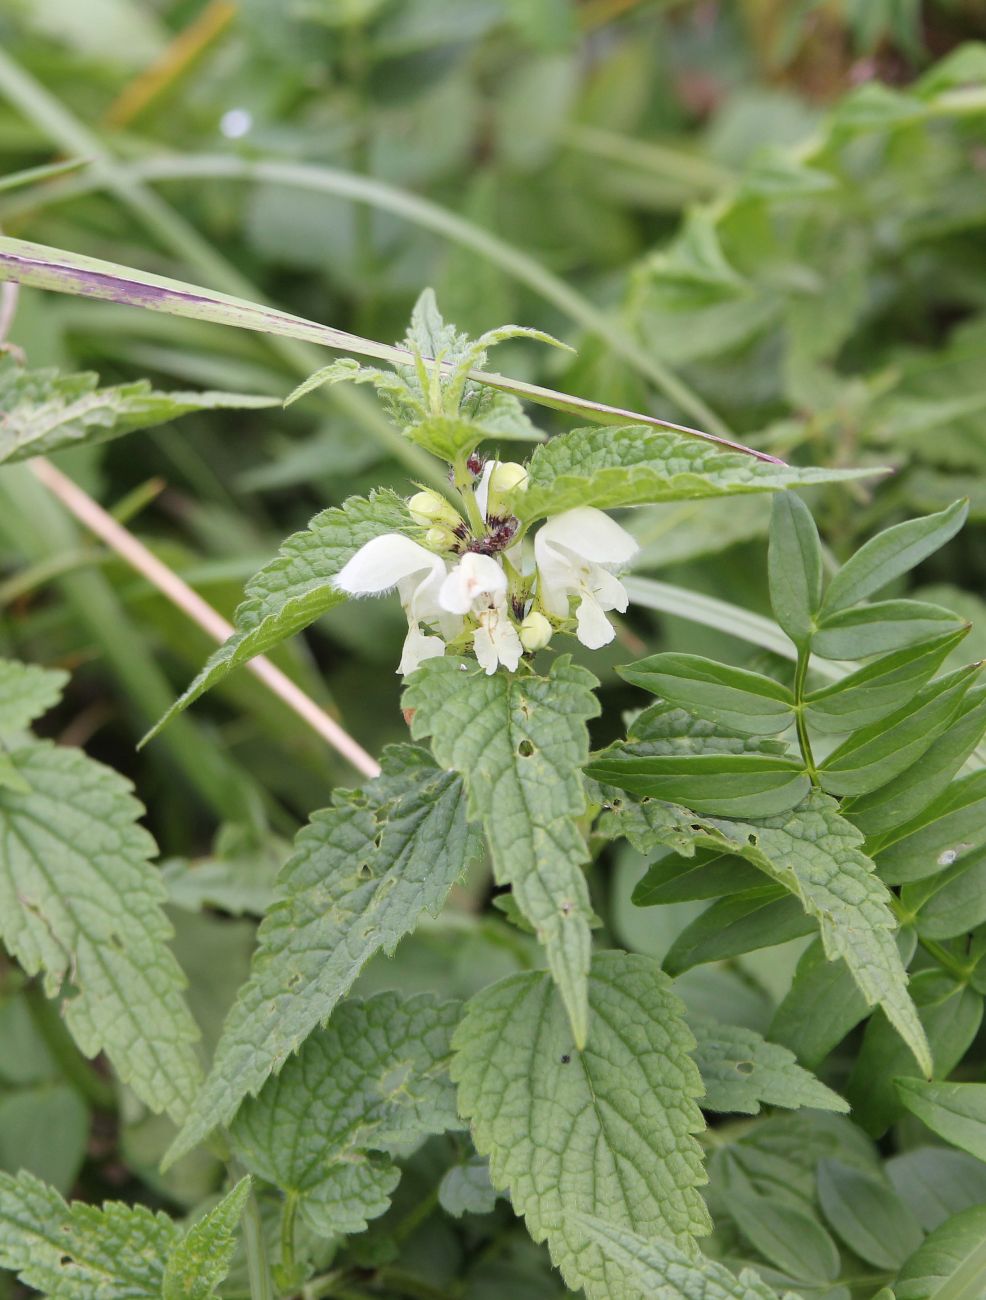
(2, 238), (986, 1300)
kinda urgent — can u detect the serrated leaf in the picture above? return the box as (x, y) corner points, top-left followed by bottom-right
(585, 749), (810, 818)
(822, 500), (968, 615)
(896, 1080), (986, 1161)
(167, 746), (476, 1165)
(0, 1169), (178, 1298)
(231, 993), (459, 1236)
(406, 656), (599, 1047)
(284, 355), (405, 408)
(896, 1205), (986, 1300)
(848, 972), (982, 1136)
(144, 490), (412, 741)
(665, 890), (815, 973)
(451, 951), (710, 1298)
(812, 599), (966, 660)
(874, 770), (986, 884)
(568, 1214), (781, 1300)
(0, 739), (201, 1119)
(805, 629), (969, 735)
(0, 659), (68, 733)
(666, 793), (931, 1073)
(847, 688), (986, 836)
(689, 1018), (848, 1115)
(0, 356), (277, 465)
(817, 1159), (923, 1270)
(163, 1178), (251, 1300)
(512, 423), (878, 522)
(768, 492), (823, 649)
(439, 1158), (498, 1218)
(818, 666), (980, 797)
(620, 653), (795, 736)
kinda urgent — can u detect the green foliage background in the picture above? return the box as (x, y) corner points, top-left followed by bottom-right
(2, 2), (986, 1298)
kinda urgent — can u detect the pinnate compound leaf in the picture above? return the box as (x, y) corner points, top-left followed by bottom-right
(451, 952), (710, 1298)
(816, 1159), (923, 1271)
(0, 1169), (178, 1298)
(144, 490), (412, 741)
(0, 355), (277, 465)
(406, 656), (599, 1047)
(822, 499), (968, 615)
(896, 1205), (986, 1300)
(511, 423), (878, 522)
(818, 665), (981, 797)
(896, 1080), (986, 1161)
(167, 746), (477, 1165)
(585, 748), (810, 819)
(873, 770), (986, 884)
(812, 599), (966, 660)
(689, 1018), (848, 1116)
(805, 629), (968, 735)
(162, 1177), (251, 1300)
(619, 653), (795, 736)
(0, 740), (201, 1119)
(568, 1214), (782, 1300)
(231, 993), (459, 1236)
(0, 659), (68, 733)
(768, 491), (823, 648)
(847, 687), (986, 837)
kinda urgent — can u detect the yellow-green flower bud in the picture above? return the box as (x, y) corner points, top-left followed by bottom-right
(408, 489), (461, 529)
(520, 610), (552, 652)
(425, 525), (456, 549)
(486, 461), (528, 518)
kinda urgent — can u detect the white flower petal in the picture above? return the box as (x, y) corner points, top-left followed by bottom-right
(473, 605), (523, 674)
(439, 551), (507, 614)
(474, 461), (495, 520)
(537, 507), (637, 566)
(588, 566), (629, 614)
(398, 625), (446, 676)
(576, 592), (616, 649)
(335, 534), (442, 595)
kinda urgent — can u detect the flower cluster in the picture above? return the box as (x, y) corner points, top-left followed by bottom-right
(334, 460), (638, 675)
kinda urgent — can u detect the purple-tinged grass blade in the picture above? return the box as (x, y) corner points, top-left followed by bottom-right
(0, 235), (784, 463)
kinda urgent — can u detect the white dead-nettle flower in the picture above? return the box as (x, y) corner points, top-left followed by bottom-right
(534, 507), (638, 649)
(440, 551), (523, 675)
(334, 534), (459, 675)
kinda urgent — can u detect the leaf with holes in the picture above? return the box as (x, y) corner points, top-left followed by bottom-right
(452, 951), (710, 1298)
(406, 655), (599, 1047)
(689, 1018), (848, 1116)
(0, 1169), (178, 1299)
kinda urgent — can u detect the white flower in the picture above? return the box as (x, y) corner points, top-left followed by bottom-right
(439, 551), (506, 614)
(533, 507), (638, 650)
(440, 551), (523, 675)
(334, 533), (459, 675)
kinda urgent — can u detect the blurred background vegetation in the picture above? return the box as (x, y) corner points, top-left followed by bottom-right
(1, 3), (986, 1283)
